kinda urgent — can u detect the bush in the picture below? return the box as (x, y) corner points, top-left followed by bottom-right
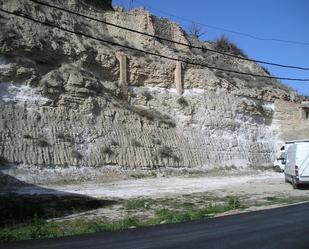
(213, 36), (247, 58)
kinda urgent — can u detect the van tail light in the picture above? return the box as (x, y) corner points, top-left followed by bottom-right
(295, 165), (299, 177)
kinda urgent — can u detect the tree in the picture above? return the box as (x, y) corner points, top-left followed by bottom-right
(187, 22), (206, 38)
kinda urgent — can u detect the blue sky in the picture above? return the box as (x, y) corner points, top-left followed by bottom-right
(113, 0), (309, 96)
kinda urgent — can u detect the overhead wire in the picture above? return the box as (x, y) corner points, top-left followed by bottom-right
(0, 7), (309, 82)
(28, 0), (309, 71)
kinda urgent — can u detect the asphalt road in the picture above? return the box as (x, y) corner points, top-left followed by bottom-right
(2, 203), (309, 249)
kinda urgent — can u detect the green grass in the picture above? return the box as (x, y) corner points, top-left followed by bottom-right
(0, 217), (142, 242)
(7, 194), (307, 243)
(0, 196), (245, 242)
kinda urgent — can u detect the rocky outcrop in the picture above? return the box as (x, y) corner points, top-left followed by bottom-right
(0, 0), (305, 183)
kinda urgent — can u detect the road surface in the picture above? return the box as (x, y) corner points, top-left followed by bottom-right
(2, 203), (309, 249)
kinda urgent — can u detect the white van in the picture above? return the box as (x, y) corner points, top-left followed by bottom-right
(273, 142), (294, 172)
(284, 140), (309, 189)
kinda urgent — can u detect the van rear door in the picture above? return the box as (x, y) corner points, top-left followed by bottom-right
(298, 143), (309, 177)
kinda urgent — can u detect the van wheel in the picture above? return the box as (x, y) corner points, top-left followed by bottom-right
(274, 166), (282, 172)
(292, 178), (298, 189)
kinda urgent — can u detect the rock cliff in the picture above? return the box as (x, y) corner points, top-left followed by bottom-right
(0, 0), (307, 183)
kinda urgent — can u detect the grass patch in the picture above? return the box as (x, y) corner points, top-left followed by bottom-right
(122, 199), (152, 210)
(5, 194), (307, 242)
(0, 217), (141, 242)
(0, 196), (245, 242)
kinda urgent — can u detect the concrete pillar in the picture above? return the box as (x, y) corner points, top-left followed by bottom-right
(175, 60), (184, 95)
(116, 52), (128, 98)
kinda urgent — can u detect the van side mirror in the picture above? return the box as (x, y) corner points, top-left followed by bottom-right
(277, 158), (286, 164)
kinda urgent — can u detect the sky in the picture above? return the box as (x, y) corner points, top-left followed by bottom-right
(113, 0), (309, 96)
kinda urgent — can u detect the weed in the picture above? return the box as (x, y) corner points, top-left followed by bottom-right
(226, 196), (241, 209)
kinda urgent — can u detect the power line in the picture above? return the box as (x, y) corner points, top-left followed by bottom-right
(28, 0), (309, 71)
(1, 7), (309, 83)
(135, 0), (309, 46)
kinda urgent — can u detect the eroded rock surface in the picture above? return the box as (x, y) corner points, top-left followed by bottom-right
(0, 0), (307, 183)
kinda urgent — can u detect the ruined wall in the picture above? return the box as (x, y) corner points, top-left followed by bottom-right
(273, 100), (309, 143)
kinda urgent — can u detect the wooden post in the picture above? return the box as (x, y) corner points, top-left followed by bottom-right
(116, 52), (128, 98)
(175, 60), (183, 95)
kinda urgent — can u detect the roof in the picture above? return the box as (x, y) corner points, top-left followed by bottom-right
(286, 139), (309, 144)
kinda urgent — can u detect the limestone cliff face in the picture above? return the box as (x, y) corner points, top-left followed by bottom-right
(0, 0), (306, 183)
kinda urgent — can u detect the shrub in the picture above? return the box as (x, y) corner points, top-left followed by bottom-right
(152, 138), (161, 145)
(213, 36), (247, 58)
(158, 146), (173, 158)
(71, 149), (83, 160)
(141, 90), (153, 102)
(23, 134), (33, 139)
(177, 96), (188, 107)
(110, 139), (119, 146)
(0, 156), (8, 165)
(101, 146), (114, 156)
(37, 137), (49, 147)
(227, 196), (241, 209)
(131, 138), (142, 147)
(56, 132), (73, 142)
(261, 66), (271, 75)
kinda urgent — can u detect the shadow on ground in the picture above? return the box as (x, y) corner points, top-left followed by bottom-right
(0, 171), (116, 227)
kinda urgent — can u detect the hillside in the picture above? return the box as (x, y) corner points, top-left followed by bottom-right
(0, 0), (307, 184)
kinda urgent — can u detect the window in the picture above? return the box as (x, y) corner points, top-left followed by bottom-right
(306, 111), (309, 120)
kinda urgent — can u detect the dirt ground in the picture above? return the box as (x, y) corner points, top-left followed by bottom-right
(3, 170), (309, 224)
(11, 171), (308, 198)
